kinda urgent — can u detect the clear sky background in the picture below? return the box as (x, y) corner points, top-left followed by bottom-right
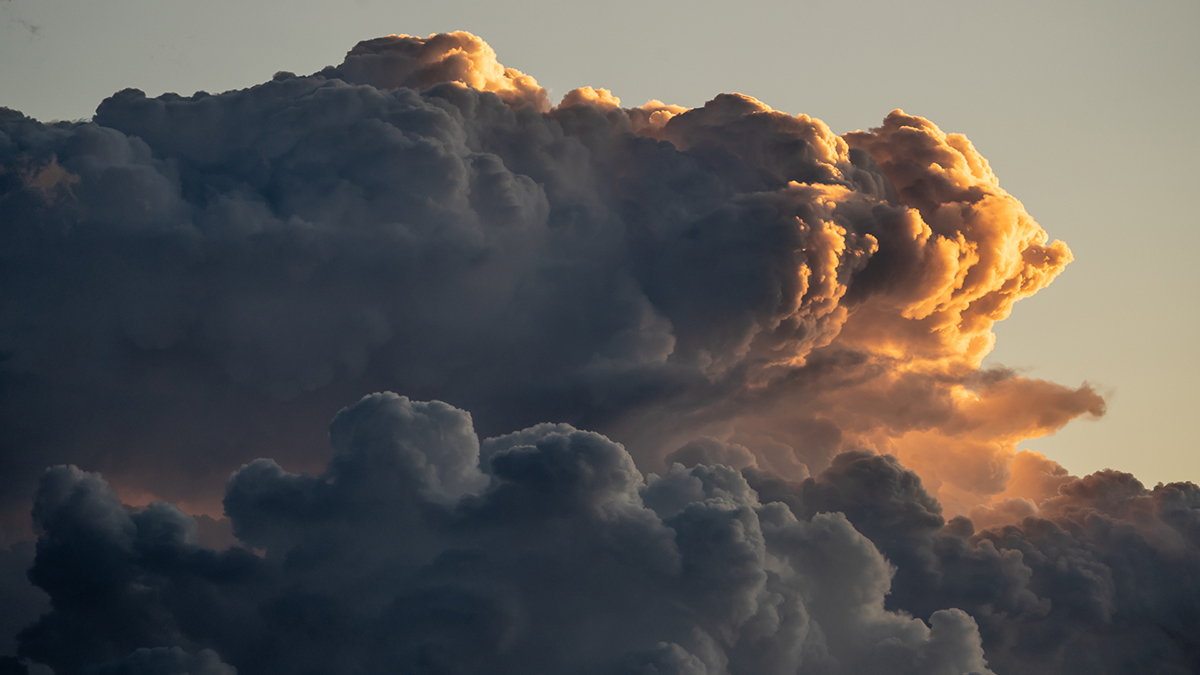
(2, 0), (1197, 486)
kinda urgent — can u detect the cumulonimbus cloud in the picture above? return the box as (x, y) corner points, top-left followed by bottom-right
(0, 30), (1189, 674)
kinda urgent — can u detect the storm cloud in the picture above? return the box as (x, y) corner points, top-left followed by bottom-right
(0, 30), (1190, 674)
(17, 394), (996, 675)
(14, 394), (1200, 675)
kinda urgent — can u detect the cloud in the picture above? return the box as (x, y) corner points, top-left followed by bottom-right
(0, 30), (1176, 672)
(322, 32), (550, 112)
(742, 450), (1200, 673)
(0, 32), (1095, 533)
(0, 543), (46, 658)
(18, 394), (1200, 673)
(17, 394), (996, 675)
(0, 0), (40, 38)
(81, 649), (235, 675)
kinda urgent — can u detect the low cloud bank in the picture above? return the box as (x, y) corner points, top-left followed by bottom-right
(18, 394), (992, 674)
(10, 394), (1198, 674)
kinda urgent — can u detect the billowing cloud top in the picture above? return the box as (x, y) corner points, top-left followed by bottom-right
(0, 31), (1192, 675)
(321, 32), (551, 111)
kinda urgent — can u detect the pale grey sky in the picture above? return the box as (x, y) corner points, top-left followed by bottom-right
(2, 0), (1197, 486)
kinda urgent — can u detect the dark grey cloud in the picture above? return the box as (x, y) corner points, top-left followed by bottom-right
(16, 394), (994, 675)
(18, 393), (1199, 674)
(80, 648), (234, 675)
(734, 451), (1200, 674)
(0, 543), (46, 658)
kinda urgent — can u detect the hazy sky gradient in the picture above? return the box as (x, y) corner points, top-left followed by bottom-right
(2, 0), (1197, 486)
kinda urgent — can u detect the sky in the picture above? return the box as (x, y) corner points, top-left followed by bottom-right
(2, 0), (1197, 487)
(1, 2), (1200, 674)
